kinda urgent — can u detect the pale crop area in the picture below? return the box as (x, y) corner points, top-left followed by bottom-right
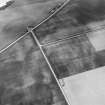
(0, 0), (64, 50)
(0, 0), (11, 7)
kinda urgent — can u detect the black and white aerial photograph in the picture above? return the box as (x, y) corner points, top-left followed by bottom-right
(0, 32), (68, 105)
(0, 0), (105, 105)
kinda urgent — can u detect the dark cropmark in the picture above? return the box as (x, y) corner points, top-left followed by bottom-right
(0, 0), (14, 10)
(76, 0), (105, 25)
